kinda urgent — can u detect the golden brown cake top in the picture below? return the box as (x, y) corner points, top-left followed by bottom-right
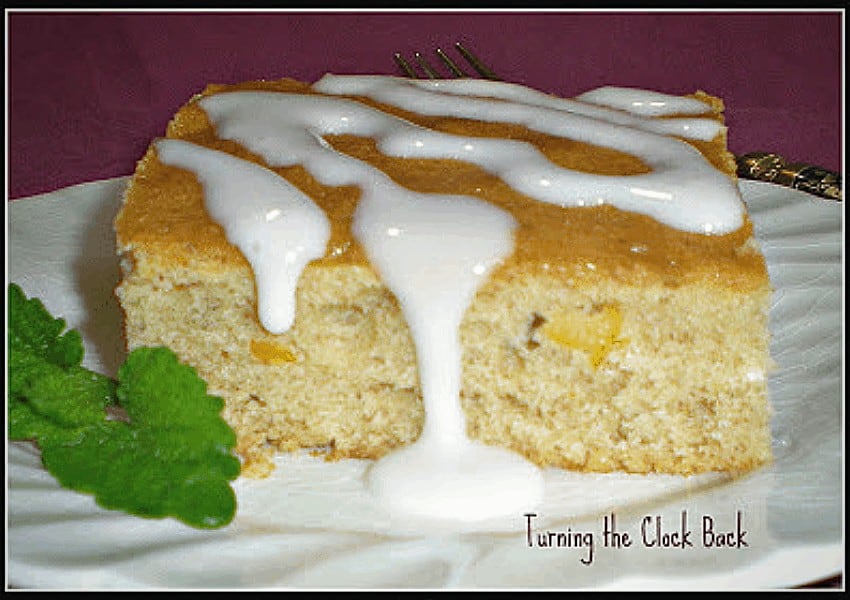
(115, 77), (768, 291)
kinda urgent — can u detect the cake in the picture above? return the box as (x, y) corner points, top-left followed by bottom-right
(114, 75), (773, 480)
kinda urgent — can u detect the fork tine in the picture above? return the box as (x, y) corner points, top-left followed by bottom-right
(435, 47), (467, 77)
(393, 53), (418, 78)
(414, 52), (440, 79)
(454, 42), (501, 81)
(394, 44), (500, 80)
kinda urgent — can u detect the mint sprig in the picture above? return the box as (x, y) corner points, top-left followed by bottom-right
(8, 283), (241, 529)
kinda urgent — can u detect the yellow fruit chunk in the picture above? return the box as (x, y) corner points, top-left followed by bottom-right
(250, 339), (297, 365)
(542, 304), (623, 367)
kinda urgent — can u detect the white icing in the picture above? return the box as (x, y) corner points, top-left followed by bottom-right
(575, 85), (714, 117)
(200, 87), (742, 235)
(315, 75), (724, 143)
(162, 76), (747, 523)
(355, 180), (544, 520)
(368, 439), (544, 522)
(154, 139), (330, 334)
(312, 75), (742, 233)
(199, 89), (543, 521)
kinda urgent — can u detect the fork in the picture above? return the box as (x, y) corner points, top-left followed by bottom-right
(392, 44), (842, 201)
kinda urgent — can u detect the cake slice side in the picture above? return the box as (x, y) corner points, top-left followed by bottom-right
(114, 77), (772, 478)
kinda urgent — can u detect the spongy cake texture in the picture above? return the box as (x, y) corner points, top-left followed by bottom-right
(114, 78), (773, 478)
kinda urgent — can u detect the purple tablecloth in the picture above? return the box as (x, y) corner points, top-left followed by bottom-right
(8, 10), (843, 200)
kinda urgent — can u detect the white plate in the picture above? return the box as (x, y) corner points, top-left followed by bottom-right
(6, 178), (843, 590)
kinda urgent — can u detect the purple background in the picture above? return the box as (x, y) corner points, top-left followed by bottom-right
(7, 10), (844, 200)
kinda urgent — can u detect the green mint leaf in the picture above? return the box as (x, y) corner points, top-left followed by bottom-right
(40, 418), (238, 529)
(8, 284), (242, 529)
(8, 396), (67, 443)
(7, 292), (117, 439)
(9, 348), (117, 430)
(8, 283), (84, 368)
(114, 346), (242, 527)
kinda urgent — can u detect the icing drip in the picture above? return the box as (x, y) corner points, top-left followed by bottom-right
(160, 76), (746, 522)
(197, 90), (544, 521)
(356, 179), (545, 521)
(154, 139), (331, 334)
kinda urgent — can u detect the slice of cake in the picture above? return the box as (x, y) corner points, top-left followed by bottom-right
(114, 75), (772, 480)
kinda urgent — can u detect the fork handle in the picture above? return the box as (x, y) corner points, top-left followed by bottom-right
(736, 152), (842, 201)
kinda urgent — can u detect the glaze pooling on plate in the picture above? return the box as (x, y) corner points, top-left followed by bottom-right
(155, 75), (748, 521)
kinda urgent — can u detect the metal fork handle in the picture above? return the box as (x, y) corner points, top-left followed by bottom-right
(736, 153), (842, 201)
